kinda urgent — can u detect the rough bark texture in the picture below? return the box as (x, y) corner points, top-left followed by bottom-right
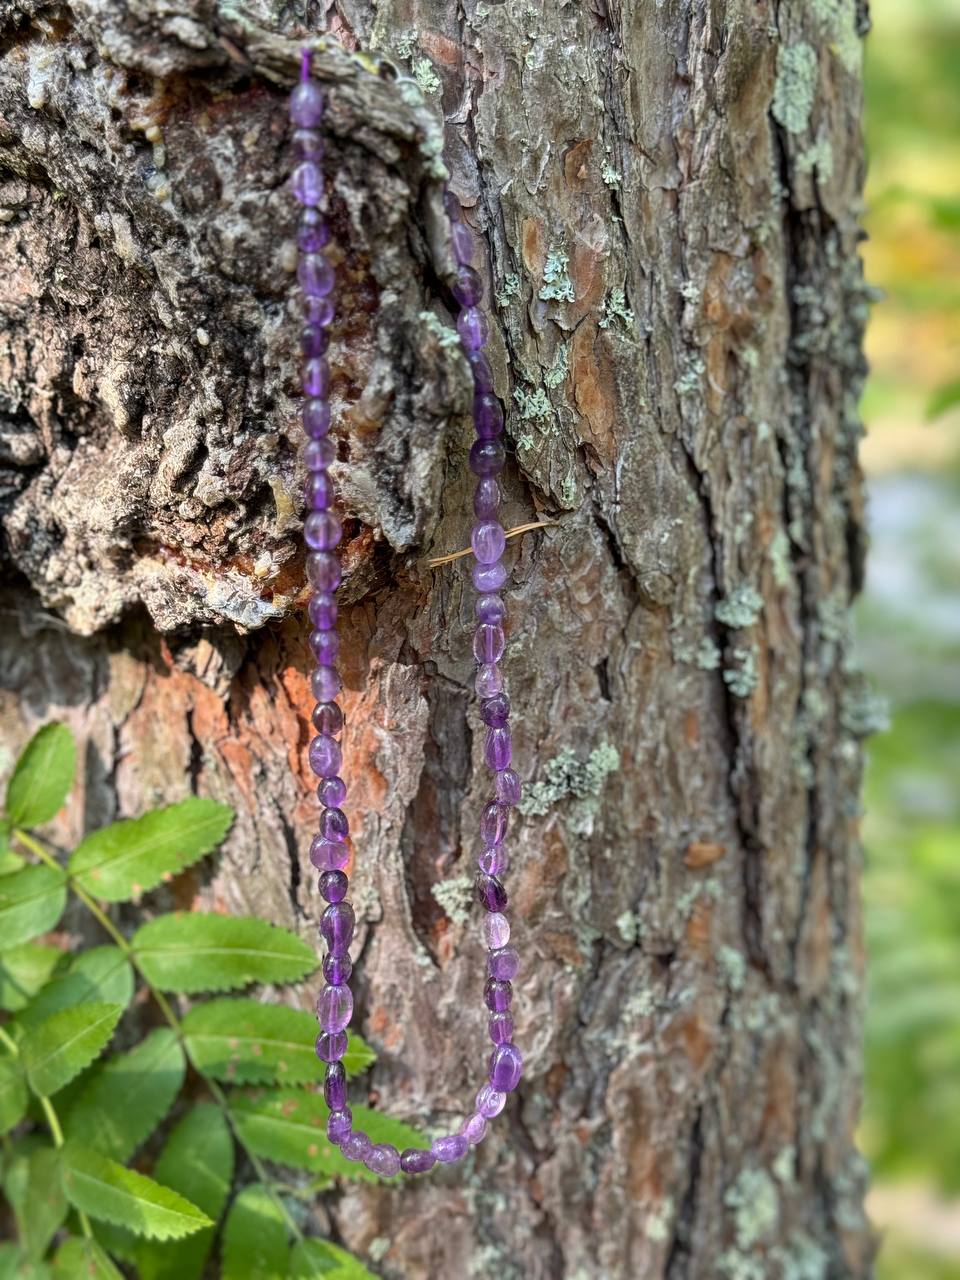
(0, 2), (878, 1277)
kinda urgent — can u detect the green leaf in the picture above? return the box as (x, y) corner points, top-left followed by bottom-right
(65, 1029), (185, 1161)
(68, 797), (234, 903)
(0, 1244), (51, 1279)
(221, 1185), (289, 1280)
(21, 1147), (67, 1260)
(0, 866), (67, 950)
(342, 1033), (376, 1078)
(132, 914), (316, 994)
(21, 1002), (122, 1097)
(926, 376), (960, 421)
(183, 998), (319, 1086)
(0, 1056), (27, 1135)
(290, 1239), (377, 1279)
(0, 944), (63, 1013)
(17, 948), (133, 1028)
(52, 1238), (123, 1280)
(5, 724), (76, 828)
(60, 1144), (213, 1240)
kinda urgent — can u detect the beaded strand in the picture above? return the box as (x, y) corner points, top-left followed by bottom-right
(291, 50), (523, 1177)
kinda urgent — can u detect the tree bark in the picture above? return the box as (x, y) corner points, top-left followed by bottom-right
(0, 1), (878, 1277)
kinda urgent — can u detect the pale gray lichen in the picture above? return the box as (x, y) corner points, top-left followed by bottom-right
(430, 874), (474, 926)
(495, 273), (522, 308)
(723, 647), (759, 698)
(674, 356), (705, 395)
(544, 345), (569, 388)
(601, 158), (621, 188)
(715, 584), (763, 628)
(518, 742), (620, 817)
(419, 310), (460, 349)
(514, 385), (553, 421)
(413, 56), (441, 95)
(695, 638), (722, 670)
(773, 1145), (796, 1184)
(599, 286), (634, 330)
(810, 0), (863, 74)
(772, 42), (819, 135)
(617, 910), (638, 944)
(769, 529), (792, 587)
(717, 945), (747, 992)
(645, 1197), (674, 1242)
(797, 136), (834, 182)
(680, 280), (701, 303)
(770, 1233), (829, 1280)
(726, 1167), (780, 1249)
(539, 246), (575, 303)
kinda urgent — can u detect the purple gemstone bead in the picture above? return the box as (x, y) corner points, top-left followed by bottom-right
(451, 218), (473, 265)
(311, 666), (342, 703)
(489, 1011), (514, 1045)
(304, 295), (335, 326)
(309, 732), (342, 777)
(475, 663), (504, 698)
(301, 323), (329, 357)
(311, 637), (341, 673)
(308, 591), (337, 630)
(474, 393), (504, 439)
(453, 264), (483, 307)
(321, 807), (349, 840)
(365, 1143), (401, 1177)
(478, 846), (509, 876)
(306, 471), (333, 509)
(471, 521), (506, 566)
(475, 593), (506, 624)
(496, 768), (522, 806)
(457, 307), (489, 352)
(315, 1030), (347, 1062)
(476, 1083), (506, 1118)
(303, 356), (331, 397)
(320, 901), (356, 955)
(472, 561), (508, 594)
(461, 1113), (488, 1145)
(469, 439), (506, 477)
(480, 693), (510, 727)
(473, 477), (500, 519)
(293, 128), (323, 161)
(480, 801), (508, 846)
(305, 510), (341, 550)
(483, 979), (512, 1012)
(467, 349), (495, 393)
(298, 208), (330, 253)
(324, 1060), (347, 1109)
(306, 552), (342, 590)
(341, 1130), (372, 1162)
(322, 952), (352, 985)
(485, 726), (512, 771)
(473, 624), (505, 664)
(290, 79), (324, 127)
(311, 696), (342, 731)
(482, 912), (511, 948)
(432, 1134), (468, 1164)
(400, 1147), (437, 1174)
(476, 873), (508, 913)
(305, 437), (336, 470)
(327, 1107), (352, 1144)
(309, 835), (349, 872)
(318, 869), (348, 902)
(317, 982), (353, 1032)
(318, 775), (347, 807)
(303, 398), (332, 437)
(292, 161), (323, 206)
(298, 253), (335, 297)
(489, 1043), (523, 1092)
(488, 945), (519, 981)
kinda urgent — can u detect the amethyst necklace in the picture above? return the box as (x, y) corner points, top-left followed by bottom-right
(291, 50), (522, 1177)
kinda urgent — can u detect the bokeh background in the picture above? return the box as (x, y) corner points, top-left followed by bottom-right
(858, 1), (960, 1276)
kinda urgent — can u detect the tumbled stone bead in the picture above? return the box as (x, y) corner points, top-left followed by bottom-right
(476, 1083), (506, 1118)
(317, 982), (353, 1032)
(311, 697), (342, 732)
(480, 693), (510, 727)
(400, 1147), (437, 1174)
(489, 1011), (514, 1045)
(311, 666), (341, 703)
(305, 437), (336, 470)
(471, 521), (506, 566)
(488, 945), (519, 981)
(473, 624), (505, 664)
(304, 295), (335, 327)
(303, 397), (331, 438)
(496, 767), (522, 806)
(473, 477), (500, 518)
(475, 662), (504, 698)
(298, 253), (335, 297)
(475, 593), (506, 624)
(309, 835), (348, 872)
(301, 323), (329, 356)
(298, 208), (330, 253)
(322, 952), (352, 985)
(474, 393), (504, 439)
(485, 726), (512, 770)
(472, 561), (507, 593)
(365, 1143), (401, 1177)
(489, 1043), (523, 1092)
(306, 471), (332, 509)
(457, 306), (489, 352)
(309, 591), (337, 630)
(341, 1130), (372, 1162)
(451, 219), (473, 264)
(303, 356), (331, 398)
(318, 869), (348, 902)
(310, 626), (340, 663)
(476, 873), (507, 913)
(432, 1134), (468, 1164)
(327, 1107), (352, 1144)
(293, 127), (323, 160)
(305, 510), (341, 550)
(309, 733), (341, 778)
(478, 846), (509, 877)
(482, 912), (510, 948)
(292, 161), (323, 206)
(480, 801), (508, 846)
(461, 1113), (488, 1145)
(453, 264), (483, 307)
(320, 807), (349, 841)
(318, 775), (346, 808)
(324, 1060), (347, 1109)
(483, 978), (512, 1012)
(467, 348), (495, 393)
(306, 552), (341, 590)
(469, 439), (505, 478)
(290, 79), (324, 126)
(320, 901), (355, 954)
(315, 1030), (347, 1062)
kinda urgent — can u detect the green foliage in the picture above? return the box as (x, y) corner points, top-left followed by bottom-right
(0, 1056), (27, 1134)
(5, 724), (76, 829)
(4, 1146), (67, 1260)
(53, 1238), (123, 1279)
(290, 1238), (377, 1278)
(21, 1003), (122, 1097)
(0, 946), (63, 1013)
(183, 998), (322, 1086)
(221, 1185), (288, 1280)
(17, 948), (133, 1028)
(132, 914), (317, 993)
(61, 1145), (213, 1240)
(0, 866), (67, 950)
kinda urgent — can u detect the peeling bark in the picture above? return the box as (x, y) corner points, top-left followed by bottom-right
(0, 2), (876, 1277)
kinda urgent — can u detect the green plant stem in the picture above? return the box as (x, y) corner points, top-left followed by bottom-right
(13, 826), (305, 1246)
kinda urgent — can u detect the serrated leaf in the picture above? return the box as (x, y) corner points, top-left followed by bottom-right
(0, 866), (67, 950)
(290, 1239), (377, 1279)
(132, 914), (316, 994)
(0, 944), (63, 1013)
(0, 1056), (27, 1135)
(22, 1147), (67, 1260)
(342, 1033), (376, 1078)
(183, 998), (319, 1085)
(65, 1029), (185, 1161)
(21, 1002), (122, 1097)
(68, 798), (234, 903)
(18, 948), (133, 1028)
(52, 1238), (122, 1280)
(60, 1144), (212, 1240)
(5, 724), (76, 828)
(221, 1185), (289, 1280)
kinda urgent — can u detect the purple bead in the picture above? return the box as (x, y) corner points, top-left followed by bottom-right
(324, 1061), (347, 1109)
(480, 801), (508, 846)
(309, 732), (342, 777)
(471, 521), (506, 566)
(290, 79), (324, 127)
(400, 1147), (437, 1174)
(318, 869), (348, 903)
(306, 552), (342, 590)
(496, 768), (522, 806)
(473, 624), (505, 665)
(453, 265), (483, 307)
(485, 726), (512, 771)
(467, 350), (495, 393)
(489, 1012), (514, 1045)
(473, 477), (500, 519)
(298, 253), (335, 297)
(461, 1113), (488, 1145)
(301, 323), (330, 357)
(292, 161), (323, 206)
(341, 1131), (372, 1162)
(306, 471), (333, 509)
(322, 952), (352, 985)
(303, 356), (331, 397)
(475, 593), (506, 624)
(482, 912), (510, 948)
(309, 835), (349, 872)
(320, 901), (355, 954)
(475, 663), (504, 698)
(315, 1030), (347, 1062)
(457, 307), (489, 352)
(303, 398), (332, 438)
(480, 693), (510, 727)
(431, 1134), (468, 1164)
(305, 510), (341, 550)
(298, 208), (330, 253)
(476, 873), (508, 913)
(474, 393), (504, 439)
(483, 979), (512, 1012)
(293, 128), (323, 160)
(365, 1143), (401, 1177)
(478, 846), (509, 876)
(311, 666), (342, 703)
(311, 695), (342, 731)
(327, 1107), (352, 1144)
(308, 591), (337, 630)
(451, 219), (473, 265)
(317, 982), (353, 1032)
(488, 945), (519, 981)
(476, 1083), (506, 1118)
(304, 295), (335, 327)
(469, 439), (505, 477)
(320, 807), (349, 840)
(318, 775), (347, 808)
(489, 1043), (523, 1092)
(305, 437), (336, 470)
(472, 561), (508, 594)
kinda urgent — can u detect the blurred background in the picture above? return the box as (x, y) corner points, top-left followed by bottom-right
(858, 1), (960, 1276)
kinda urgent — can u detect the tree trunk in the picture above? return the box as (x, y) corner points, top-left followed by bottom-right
(0, 1), (877, 1276)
